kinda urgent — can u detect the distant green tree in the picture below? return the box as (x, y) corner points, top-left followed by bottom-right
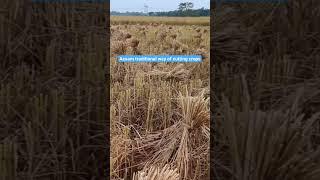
(178, 2), (194, 16)
(178, 2), (194, 11)
(178, 2), (187, 11)
(186, 2), (194, 10)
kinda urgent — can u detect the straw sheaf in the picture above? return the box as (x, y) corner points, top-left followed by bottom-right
(147, 64), (191, 82)
(114, 31), (132, 41)
(133, 164), (179, 180)
(111, 91), (209, 179)
(137, 92), (209, 179)
(111, 40), (127, 55)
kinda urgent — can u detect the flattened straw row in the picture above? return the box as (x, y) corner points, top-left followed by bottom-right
(112, 91), (209, 179)
(133, 164), (179, 180)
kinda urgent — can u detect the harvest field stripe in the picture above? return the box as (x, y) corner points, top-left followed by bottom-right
(111, 16), (210, 26)
(118, 55), (202, 63)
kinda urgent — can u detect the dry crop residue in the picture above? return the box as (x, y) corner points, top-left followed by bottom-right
(110, 21), (210, 180)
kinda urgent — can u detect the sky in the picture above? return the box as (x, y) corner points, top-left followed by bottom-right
(110, 0), (210, 12)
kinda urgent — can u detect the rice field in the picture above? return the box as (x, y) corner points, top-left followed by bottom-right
(110, 17), (210, 180)
(111, 16), (210, 26)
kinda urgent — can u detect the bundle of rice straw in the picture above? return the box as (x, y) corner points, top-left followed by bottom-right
(147, 64), (191, 81)
(112, 91), (210, 179)
(135, 90), (209, 179)
(132, 164), (179, 180)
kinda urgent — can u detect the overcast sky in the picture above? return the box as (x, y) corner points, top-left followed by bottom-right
(110, 0), (210, 12)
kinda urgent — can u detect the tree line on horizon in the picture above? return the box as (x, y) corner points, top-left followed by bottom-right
(111, 2), (210, 17)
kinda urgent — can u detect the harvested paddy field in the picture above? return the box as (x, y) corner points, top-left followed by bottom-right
(111, 16), (210, 26)
(110, 17), (210, 180)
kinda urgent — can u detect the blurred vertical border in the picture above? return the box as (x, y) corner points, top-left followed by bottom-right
(211, 0), (320, 179)
(0, 0), (109, 179)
